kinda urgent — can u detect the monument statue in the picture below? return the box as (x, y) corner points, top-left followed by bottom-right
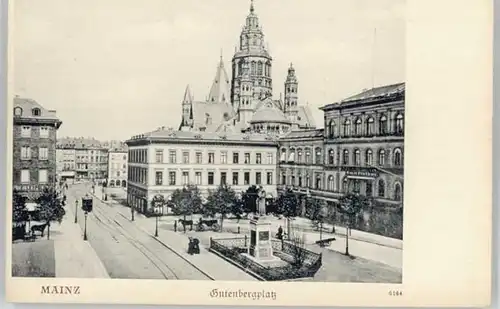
(258, 188), (266, 216)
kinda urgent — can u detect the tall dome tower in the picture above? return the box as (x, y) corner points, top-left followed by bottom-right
(230, 0), (273, 115)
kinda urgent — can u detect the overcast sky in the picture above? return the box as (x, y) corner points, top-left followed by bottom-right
(13, 0), (405, 141)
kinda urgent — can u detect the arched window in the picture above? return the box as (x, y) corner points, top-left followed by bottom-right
(288, 148), (296, 162)
(328, 175), (334, 191)
(343, 119), (351, 136)
(238, 61), (242, 76)
(32, 108), (41, 116)
(315, 147), (322, 165)
(257, 61), (263, 75)
(378, 179), (385, 197)
(13, 107), (23, 116)
(342, 177), (349, 193)
(366, 149), (373, 166)
(394, 183), (402, 201)
(280, 148), (287, 162)
(306, 175), (310, 188)
(379, 115), (387, 135)
(251, 61), (256, 75)
(328, 149), (334, 165)
(393, 148), (402, 166)
(378, 149), (386, 166)
(205, 113), (212, 125)
(342, 149), (349, 165)
(354, 149), (361, 166)
(328, 120), (335, 138)
(367, 117), (375, 135)
(354, 118), (362, 136)
(305, 148), (311, 163)
(297, 148), (303, 163)
(315, 174), (322, 189)
(395, 113), (404, 134)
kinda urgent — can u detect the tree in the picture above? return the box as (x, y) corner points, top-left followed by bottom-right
(170, 184), (202, 220)
(12, 190), (27, 223)
(36, 187), (66, 240)
(150, 194), (166, 216)
(337, 193), (370, 255)
(276, 188), (298, 237)
(305, 197), (328, 237)
(205, 184), (238, 232)
(288, 227), (307, 268)
(242, 185), (259, 214)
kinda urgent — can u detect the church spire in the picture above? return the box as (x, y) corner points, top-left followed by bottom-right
(250, 0), (255, 13)
(182, 84), (193, 103)
(207, 54), (231, 104)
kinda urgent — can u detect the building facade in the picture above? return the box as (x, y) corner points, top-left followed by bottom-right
(108, 147), (128, 187)
(12, 97), (62, 201)
(55, 147), (76, 183)
(58, 137), (110, 181)
(320, 83), (405, 206)
(126, 129), (278, 214)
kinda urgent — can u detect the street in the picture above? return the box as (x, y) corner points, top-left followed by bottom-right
(67, 183), (212, 280)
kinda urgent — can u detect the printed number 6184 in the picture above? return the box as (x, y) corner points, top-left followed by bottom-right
(388, 290), (403, 296)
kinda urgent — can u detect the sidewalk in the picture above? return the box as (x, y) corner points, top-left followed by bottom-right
(52, 195), (109, 278)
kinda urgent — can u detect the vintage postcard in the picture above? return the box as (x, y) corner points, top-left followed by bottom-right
(5, 0), (492, 306)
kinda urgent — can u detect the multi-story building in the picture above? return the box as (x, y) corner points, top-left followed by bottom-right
(319, 83), (405, 206)
(12, 97), (62, 201)
(108, 147), (128, 187)
(126, 129), (278, 214)
(62, 137), (108, 181)
(55, 145), (76, 183)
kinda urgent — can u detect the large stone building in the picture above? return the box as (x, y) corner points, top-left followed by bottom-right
(55, 147), (76, 183)
(12, 97), (62, 201)
(126, 129), (278, 214)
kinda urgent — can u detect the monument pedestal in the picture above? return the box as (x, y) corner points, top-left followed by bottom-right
(245, 215), (282, 266)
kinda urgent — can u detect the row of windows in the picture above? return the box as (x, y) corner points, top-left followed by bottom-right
(20, 146), (49, 160)
(19, 126), (51, 138)
(236, 60), (271, 78)
(129, 149), (148, 164)
(336, 148), (402, 167)
(280, 147), (403, 167)
(109, 163), (127, 170)
(153, 150), (275, 165)
(18, 169), (49, 184)
(280, 173), (402, 201)
(154, 170), (274, 187)
(326, 113), (404, 138)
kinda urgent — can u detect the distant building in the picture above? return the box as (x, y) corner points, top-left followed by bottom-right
(12, 97), (62, 201)
(58, 137), (109, 181)
(125, 129), (278, 215)
(107, 147), (128, 188)
(55, 147), (76, 182)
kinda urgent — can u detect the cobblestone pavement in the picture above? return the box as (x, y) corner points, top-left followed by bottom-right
(68, 184), (212, 280)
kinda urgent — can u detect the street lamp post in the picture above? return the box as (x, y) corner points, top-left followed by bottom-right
(74, 200), (79, 223)
(131, 205), (135, 221)
(155, 214), (159, 237)
(83, 211), (88, 241)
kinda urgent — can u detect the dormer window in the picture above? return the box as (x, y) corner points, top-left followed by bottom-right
(13, 107), (23, 116)
(32, 108), (41, 116)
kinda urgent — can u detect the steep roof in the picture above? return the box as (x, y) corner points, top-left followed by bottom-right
(191, 101), (234, 132)
(207, 56), (231, 104)
(296, 106), (316, 128)
(13, 97), (61, 123)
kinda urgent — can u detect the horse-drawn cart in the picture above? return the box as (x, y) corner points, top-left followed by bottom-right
(196, 218), (220, 232)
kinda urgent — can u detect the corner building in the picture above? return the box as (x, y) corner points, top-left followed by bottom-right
(12, 97), (62, 201)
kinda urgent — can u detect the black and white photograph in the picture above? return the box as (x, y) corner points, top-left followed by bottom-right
(10, 0), (405, 284)
(5, 0), (492, 307)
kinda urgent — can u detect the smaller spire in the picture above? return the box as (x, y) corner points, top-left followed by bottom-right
(250, 0), (255, 13)
(220, 48), (223, 62)
(182, 84), (193, 103)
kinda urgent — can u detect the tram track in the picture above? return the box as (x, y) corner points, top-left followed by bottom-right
(89, 200), (213, 280)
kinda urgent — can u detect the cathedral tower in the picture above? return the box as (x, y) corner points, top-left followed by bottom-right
(230, 0), (273, 113)
(284, 63), (299, 123)
(237, 59), (255, 124)
(179, 85), (194, 131)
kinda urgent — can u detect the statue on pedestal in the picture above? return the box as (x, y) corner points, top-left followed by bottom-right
(257, 187), (266, 216)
